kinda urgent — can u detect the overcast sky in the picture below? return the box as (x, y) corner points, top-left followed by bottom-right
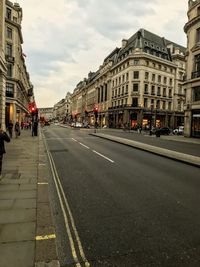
(16, 0), (188, 108)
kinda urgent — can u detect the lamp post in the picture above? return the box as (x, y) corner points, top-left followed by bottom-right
(149, 103), (154, 135)
(93, 106), (98, 133)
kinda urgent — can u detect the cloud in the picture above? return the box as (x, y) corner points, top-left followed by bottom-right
(16, 0), (188, 107)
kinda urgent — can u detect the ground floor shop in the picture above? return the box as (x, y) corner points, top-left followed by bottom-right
(192, 110), (200, 137)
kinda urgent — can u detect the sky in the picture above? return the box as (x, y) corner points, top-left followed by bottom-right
(16, 0), (188, 108)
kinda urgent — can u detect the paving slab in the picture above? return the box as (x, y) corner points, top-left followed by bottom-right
(0, 241), (35, 267)
(0, 208), (36, 224)
(0, 222), (35, 242)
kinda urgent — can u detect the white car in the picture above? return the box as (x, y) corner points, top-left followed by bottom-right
(173, 126), (184, 135)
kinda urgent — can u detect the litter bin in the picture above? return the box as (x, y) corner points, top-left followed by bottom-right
(155, 130), (160, 137)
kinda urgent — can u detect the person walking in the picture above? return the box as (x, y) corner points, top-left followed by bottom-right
(14, 122), (20, 138)
(0, 124), (10, 179)
(7, 120), (13, 138)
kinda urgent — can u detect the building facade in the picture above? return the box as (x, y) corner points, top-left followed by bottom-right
(184, 0), (200, 137)
(38, 107), (53, 121)
(70, 29), (186, 129)
(0, 0), (7, 130)
(2, 1), (33, 128)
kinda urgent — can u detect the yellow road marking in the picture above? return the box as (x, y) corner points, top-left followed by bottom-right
(36, 234), (56, 241)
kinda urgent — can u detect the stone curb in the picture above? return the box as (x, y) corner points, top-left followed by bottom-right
(91, 133), (200, 168)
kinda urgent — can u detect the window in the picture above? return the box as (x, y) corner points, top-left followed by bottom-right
(133, 84), (139, 92)
(6, 27), (12, 39)
(156, 100), (160, 109)
(193, 86), (200, 101)
(6, 64), (12, 77)
(133, 60), (139, 65)
(122, 86), (124, 95)
(157, 87), (161, 96)
(144, 84), (148, 94)
(6, 83), (14, 97)
(151, 86), (155, 95)
(145, 72), (149, 80)
(152, 74), (155, 82)
(163, 101), (166, 110)
(6, 43), (12, 56)
(163, 88), (166, 97)
(6, 8), (12, 20)
(158, 75), (161, 83)
(126, 85), (128, 93)
(169, 89), (172, 98)
(126, 72), (129, 81)
(144, 98), (148, 108)
(168, 102), (172, 110)
(197, 28), (200, 43)
(118, 87), (121, 96)
(133, 71), (139, 79)
(194, 54), (200, 72)
(132, 98), (138, 107)
(163, 77), (167, 84)
(169, 78), (172, 85)
(119, 77), (121, 84)
(122, 75), (125, 82)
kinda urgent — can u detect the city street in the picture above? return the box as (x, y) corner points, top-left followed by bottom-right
(43, 125), (200, 267)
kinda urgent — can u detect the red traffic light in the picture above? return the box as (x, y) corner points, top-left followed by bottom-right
(93, 107), (98, 112)
(31, 107), (35, 112)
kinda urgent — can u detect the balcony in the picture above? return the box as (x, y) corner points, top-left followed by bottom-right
(191, 71), (200, 79)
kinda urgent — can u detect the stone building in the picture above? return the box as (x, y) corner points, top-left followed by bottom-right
(38, 107), (53, 121)
(0, 0), (7, 130)
(71, 29), (186, 129)
(184, 0), (200, 137)
(3, 0), (33, 128)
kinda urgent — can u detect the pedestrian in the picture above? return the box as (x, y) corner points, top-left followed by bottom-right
(7, 120), (13, 138)
(0, 124), (10, 179)
(14, 122), (20, 138)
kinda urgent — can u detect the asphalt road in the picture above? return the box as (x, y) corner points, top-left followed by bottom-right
(43, 125), (200, 267)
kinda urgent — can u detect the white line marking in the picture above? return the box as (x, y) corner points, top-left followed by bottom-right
(92, 150), (114, 163)
(37, 182), (48, 185)
(72, 138), (78, 142)
(79, 142), (90, 149)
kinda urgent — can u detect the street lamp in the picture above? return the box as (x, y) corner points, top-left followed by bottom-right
(149, 103), (154, 135)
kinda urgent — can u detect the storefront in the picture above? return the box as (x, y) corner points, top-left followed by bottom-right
(192, 110), (200, 137)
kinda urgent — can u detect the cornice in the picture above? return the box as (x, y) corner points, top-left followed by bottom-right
(184, 15), (200, 33)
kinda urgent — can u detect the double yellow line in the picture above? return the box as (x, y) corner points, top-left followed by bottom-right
(43, 136), (90, 267)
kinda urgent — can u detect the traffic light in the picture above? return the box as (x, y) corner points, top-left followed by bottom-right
(93, 107), (98, 118)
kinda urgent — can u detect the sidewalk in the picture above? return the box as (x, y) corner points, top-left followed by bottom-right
(0, 129), (59, 267)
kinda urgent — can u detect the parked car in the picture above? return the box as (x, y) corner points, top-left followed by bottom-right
(173, 126), (184, 135)
(153, 127), (171, 135)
